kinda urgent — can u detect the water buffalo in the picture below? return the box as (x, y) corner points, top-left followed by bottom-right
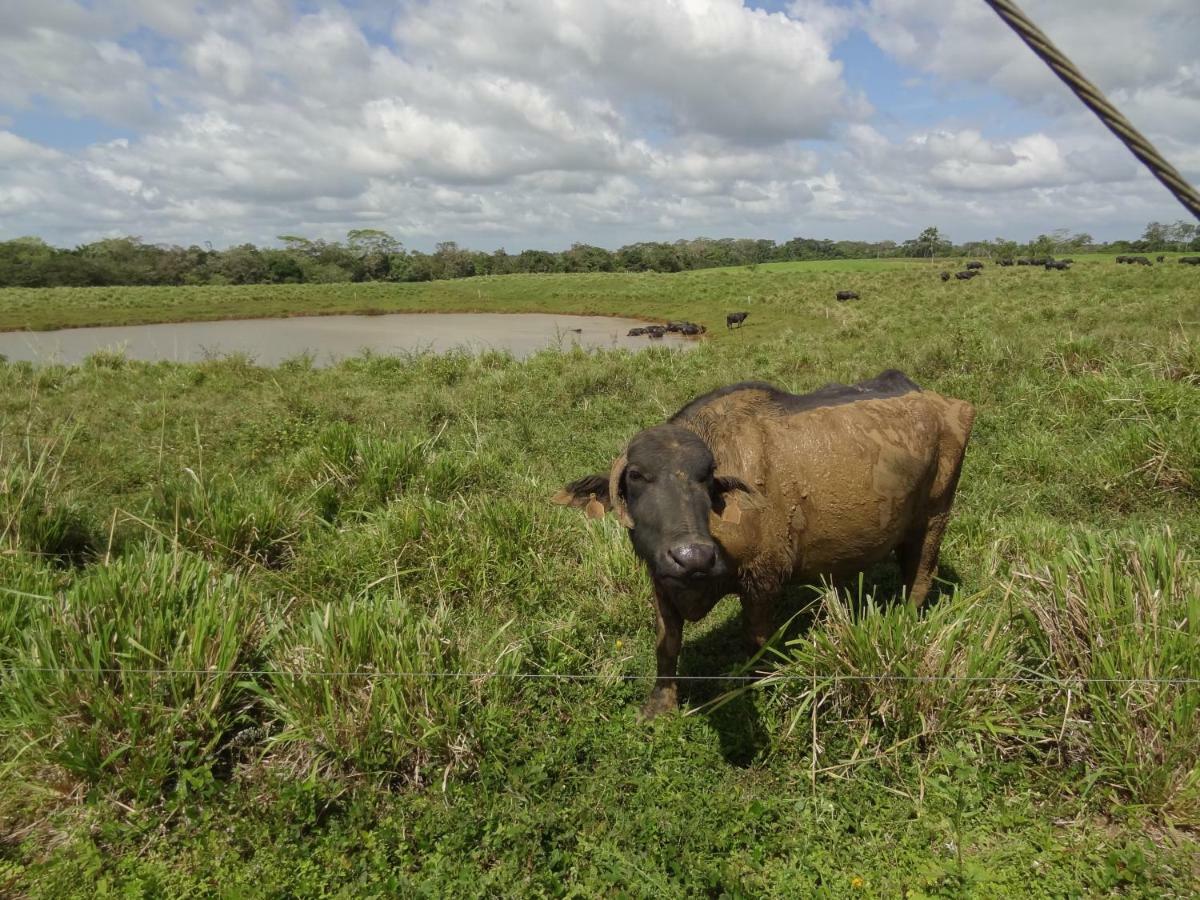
(836, 290), (860, 302)
(554, 371), (976, 718)
(646, 325), (667, 339)
(1129, 256), (1152, 266)
(1180, 257), (1200, 266)
(726, 312), (749, 329)
(1157, 255), (1165, 263)
(940, 271), (951, 282)
(965, 261), (984, 270)
(627, 327), (648, 337)
(997, 259), (1014, 267)
(954, 270), (977, 280)
(1045, 260), (1070, 270)
(678, 323), (705, 336)
(1115, 255), (1130, 264)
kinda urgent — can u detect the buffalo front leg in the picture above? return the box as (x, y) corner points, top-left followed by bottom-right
(740, 593), (773, 657)
(642, 588), (683, 720)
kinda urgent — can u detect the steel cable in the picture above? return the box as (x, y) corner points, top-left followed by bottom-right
(983, 0), (1200, 220)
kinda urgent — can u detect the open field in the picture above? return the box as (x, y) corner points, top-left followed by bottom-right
(1, 259), (1199, 895)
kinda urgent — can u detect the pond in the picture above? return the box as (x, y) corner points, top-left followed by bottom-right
(0, 313), (697, 367)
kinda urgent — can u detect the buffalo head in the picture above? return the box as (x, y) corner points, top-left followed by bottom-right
(554, 424), (752, 585)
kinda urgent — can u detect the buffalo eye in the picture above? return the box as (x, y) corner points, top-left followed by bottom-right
(626, 467), (647, 485)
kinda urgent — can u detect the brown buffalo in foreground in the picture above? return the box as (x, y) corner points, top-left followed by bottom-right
(554, 370), (975, 718)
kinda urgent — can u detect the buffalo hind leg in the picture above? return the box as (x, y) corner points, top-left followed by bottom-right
(903, 404), (973, 608)
(642, 589), (683, 719)
(899, 513), (950, 607)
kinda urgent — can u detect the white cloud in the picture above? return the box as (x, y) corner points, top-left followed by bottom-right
(0, 130), (60, 164)
(0, 1), (1194, 249)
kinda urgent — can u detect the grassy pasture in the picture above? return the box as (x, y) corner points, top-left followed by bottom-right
(1, 258), (1198, 896)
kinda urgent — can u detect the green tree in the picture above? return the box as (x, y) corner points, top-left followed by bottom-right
(347, 229), (403, 281)
(903, 227), (951, 260)
(1140, 222), (1170, 251)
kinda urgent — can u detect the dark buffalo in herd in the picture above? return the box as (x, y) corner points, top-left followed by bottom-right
(726, 312), (749, 329)
(835, 290), (860, 302)
(965, 261), (983, 270)
(1045, 260), (1071, 270)
(940, 271), (951, 281)
(629, 321), (706, 338)
(1116, 255), (1152, 265)
(1178, 257), (1200, 265)
(555, 371), (975, 718)
(954, 270), (977, 280)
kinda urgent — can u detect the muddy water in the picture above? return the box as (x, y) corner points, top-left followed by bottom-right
(0, 313), (695, 367)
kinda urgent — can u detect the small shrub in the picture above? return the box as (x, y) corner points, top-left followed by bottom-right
(154, 470), (305, 568)
(262, 592), (522, 786)
(1015, 529), (1199, 819)
(760, 586), (1030, 758)
(0, 438), (98, 564)
(0, 545), (263, 803)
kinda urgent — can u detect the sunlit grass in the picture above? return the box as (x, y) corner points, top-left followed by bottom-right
(0, 261), (1197, 894)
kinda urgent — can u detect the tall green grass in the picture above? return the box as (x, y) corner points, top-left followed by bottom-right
(758, 528), (1198, 822)
(1, 546), (260, 804)
(0, 265), (1198, 892)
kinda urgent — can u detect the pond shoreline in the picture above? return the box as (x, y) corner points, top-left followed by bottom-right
(0, 311), (701, 367)
(0, 304), (685, 334)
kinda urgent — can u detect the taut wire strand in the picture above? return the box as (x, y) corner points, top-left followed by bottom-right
(983, 0), (1200, 220)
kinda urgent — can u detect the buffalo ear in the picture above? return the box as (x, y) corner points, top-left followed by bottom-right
(607, 451), (634, 529)
(552, 473), (610, 515)
(711, 473), (752, 524)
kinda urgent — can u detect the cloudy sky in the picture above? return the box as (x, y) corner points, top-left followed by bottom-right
(1, 0), (1197, 251)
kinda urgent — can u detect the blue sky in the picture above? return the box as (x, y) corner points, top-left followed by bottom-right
(1, 0), (1195, 250)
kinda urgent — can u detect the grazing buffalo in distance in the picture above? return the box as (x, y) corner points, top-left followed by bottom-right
(1045, 260), (1070, 270)
(1017, 258), (1032, 266)
(1157, 255), (1165, 263)
(1180, 257), (1200, 266)
(628, 327), (648, 337)
(836, 290), (860, 302)
(554, 371), (976, 718)
(1115, 255), (1130, 264)
(965, 261), (984, 270)
(940, 271), (951, 282)
(954, 270), (977, 280)
(997, 259), (1014, 267)
(726, 312), (749, 329)
(1129, 256), (1152, 266)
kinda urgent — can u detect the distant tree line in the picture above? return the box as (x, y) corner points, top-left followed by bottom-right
(2, 221), (1197, 288)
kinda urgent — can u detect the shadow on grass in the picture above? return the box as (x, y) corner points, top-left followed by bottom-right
(679, 559), (962, 767)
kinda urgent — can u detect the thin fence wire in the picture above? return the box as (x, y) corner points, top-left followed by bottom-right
(1, 665), (1196, 686)
(984, 0), (1200, 219)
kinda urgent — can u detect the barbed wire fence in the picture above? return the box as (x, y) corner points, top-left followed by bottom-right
(1, 2), (1198, 694)
(0, 664), (1196, 686)
(984, 0), (1200, 220)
